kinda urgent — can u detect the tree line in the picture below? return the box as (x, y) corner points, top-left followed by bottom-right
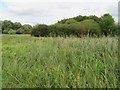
(1, 13), (118, 37)
(1, 21), (32, 34)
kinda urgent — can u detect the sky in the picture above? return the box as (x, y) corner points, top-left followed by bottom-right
(0, 0), (119, 25)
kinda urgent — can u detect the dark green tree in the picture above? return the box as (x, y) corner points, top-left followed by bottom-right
(100, 13), (116, 36)
(31, 24), (49, 37)
(22, 24), (32, 34)
(13, 22), (22, 30)
(58, 19), (68, 24)
(78, 19), (101, 36)
(88, 15), (100, 23)
(74, 15), (84, 22)
(65, 18), (77, 24)
(2, 20), (13, 33)
(16, 24), (32, 34)
(8, 29), (16, 34)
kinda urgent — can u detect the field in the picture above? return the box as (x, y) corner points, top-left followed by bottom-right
(2, 35), (119, 88)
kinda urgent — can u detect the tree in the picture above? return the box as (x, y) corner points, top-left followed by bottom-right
(16, 28), (24, 34)
(22, 24), (32, 34)
(16, 24), (32, 34)
(49, 23), (66, 37)
(31, 24), (49, 37)
(65, 18), (77, 24)
(58, 19), (68, 24)
(88, 15), (100, 23)
(100, 13), (116, 36)
(78, 19), (101, 36)
(74, 15), (84, 22)
(2, 20), (13, 33)
(13, 22), (22, 30)
(8, 29), (16, 34)
(3, 29), (9, 34)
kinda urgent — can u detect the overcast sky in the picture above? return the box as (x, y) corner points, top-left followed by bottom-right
(0, 0), (119, 25)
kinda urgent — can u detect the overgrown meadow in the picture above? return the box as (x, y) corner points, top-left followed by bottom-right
(2, 35), (119, 88)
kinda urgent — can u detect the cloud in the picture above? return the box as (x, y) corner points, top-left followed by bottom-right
(0, 0), (119, 25)
(106, 3), (118, 22)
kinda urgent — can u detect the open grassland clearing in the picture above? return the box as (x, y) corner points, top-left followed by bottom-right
(2, 35), (119, 88)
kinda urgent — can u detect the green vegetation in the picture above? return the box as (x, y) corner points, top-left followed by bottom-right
(2, 35), (119, 88)
(31, 24), (49, 37)
(100, 14), (117, 36)
(1, 13), (118, 37)
(2, 21), (32, 34)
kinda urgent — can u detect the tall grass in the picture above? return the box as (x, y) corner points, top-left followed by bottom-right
(2, 34), (118, 88)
